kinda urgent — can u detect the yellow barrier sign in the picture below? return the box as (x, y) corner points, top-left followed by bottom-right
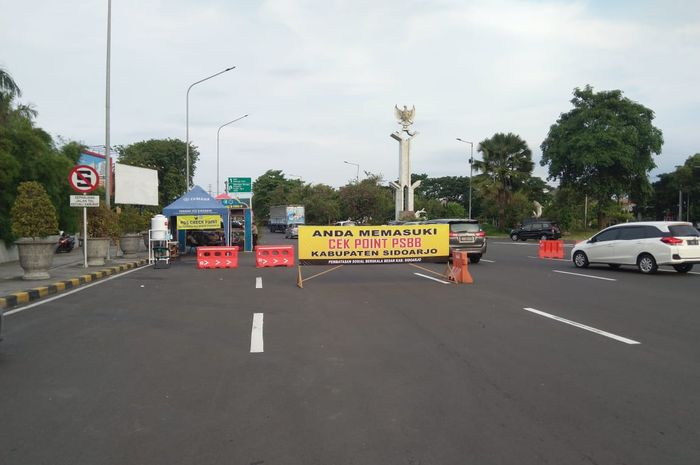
(176, 215), (221, 230)
(298, 224), (450, 265)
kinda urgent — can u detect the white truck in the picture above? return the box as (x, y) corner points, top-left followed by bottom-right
(268, 205), (305, 233)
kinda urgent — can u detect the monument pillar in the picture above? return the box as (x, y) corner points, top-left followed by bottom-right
(389, 105), (421, 221)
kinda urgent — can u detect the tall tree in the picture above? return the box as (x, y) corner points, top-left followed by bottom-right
(540, 85), (663, 227)
(474, 132), (534, 227)
(0, 69), (80, 241)
(301, 184), (340, 225)
(116, 139), (198, 207)
(338, 175), (393, 224)
(651, 154), (700, 222)
(252, 170), (303, 222)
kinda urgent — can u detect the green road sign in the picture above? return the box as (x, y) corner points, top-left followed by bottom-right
(228, 177), (252, 193)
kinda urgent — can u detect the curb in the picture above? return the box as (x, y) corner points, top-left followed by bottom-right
(0, 259), (148, 310)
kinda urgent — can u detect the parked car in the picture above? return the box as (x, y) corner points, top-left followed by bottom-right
(423, 218), (486, 263)
(510, 220), (561, 241)
(571, 221), (700, 274)
(333, 221), (356, 226)
(285, 224), (299, 239)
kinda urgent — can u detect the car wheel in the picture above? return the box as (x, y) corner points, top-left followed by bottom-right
(469, 255), (481, 264)
(573, 251), (589, 268)
(608, 264), (621, 270)
(511, 234), (519, 241)
(637, 253), (658, 274)
(673, 263), (693, 273)
(540, 234), (548, 240)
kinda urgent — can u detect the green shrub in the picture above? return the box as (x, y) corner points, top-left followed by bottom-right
(10, 181), (59, 239)
(82, 204), (120, 240)
(118, 207), (149, 234)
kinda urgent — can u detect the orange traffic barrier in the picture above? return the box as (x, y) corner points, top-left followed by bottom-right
(197, 246), (239, 269)
(447, 250), (473, 284)
(255, 245), (295, 268)
(538, 239), (564, 259)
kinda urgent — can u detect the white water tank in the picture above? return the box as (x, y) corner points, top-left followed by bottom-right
(151, 214), (168, 240)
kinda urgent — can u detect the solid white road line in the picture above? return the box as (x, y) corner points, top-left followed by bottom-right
(659, 269), (700, 276)
(480, 259), (496, 263)
(413, 272), (450, 284)
(4, 265), (152, 316)
(523, 307), (641, 345)
(250, 313), (264, 353)
(255, 277), (262, 288)
(553, 270), (617, 281)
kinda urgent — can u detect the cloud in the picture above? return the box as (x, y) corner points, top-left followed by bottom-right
(1, 0), (698, 191)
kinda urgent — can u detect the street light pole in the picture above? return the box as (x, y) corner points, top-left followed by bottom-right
(216, 114), (248, 194)
(104, 0), (112, 209)
(456, 138), (474, 218)
(186, 66), (236, 192)
(344, 160), (360, 182)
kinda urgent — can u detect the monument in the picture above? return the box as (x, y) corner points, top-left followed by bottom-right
(389, 105), (421, 220)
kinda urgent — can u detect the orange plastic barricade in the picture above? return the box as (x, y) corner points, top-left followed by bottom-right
(197, 246), (239, 269)
(255, 245), (295, 268)
(538, 240), (564, 259)
(447, 250), (473, 284)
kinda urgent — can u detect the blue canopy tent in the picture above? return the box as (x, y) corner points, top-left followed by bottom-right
(162, 185), (230, 251)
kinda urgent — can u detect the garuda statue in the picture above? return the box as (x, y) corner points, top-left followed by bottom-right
(394, 105), (415, 131)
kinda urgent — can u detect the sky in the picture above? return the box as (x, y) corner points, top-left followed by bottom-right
(2, 0), (699, 195)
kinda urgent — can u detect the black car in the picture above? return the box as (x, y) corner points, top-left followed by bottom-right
(510, 220), (561, 241)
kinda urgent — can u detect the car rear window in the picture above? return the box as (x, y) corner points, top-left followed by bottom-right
(669, 225), (700, 237)
(450, 223), (480, 233)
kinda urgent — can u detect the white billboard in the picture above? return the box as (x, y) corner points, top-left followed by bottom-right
(114, 163), (159, 206)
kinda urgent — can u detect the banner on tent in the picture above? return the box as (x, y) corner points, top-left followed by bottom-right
(177, 215), (221, 230)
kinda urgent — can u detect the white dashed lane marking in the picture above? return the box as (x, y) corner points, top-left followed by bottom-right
(250, 313), (264, 353)
(523, 307), (641, 345)
(413, 273), (451, 284)
(553, 270), (617, 281)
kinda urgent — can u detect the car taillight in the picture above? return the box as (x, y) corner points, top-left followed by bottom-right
(449, 232), (457, 238)
(661, 237), (683, 245)
(476, 231), (486, 237)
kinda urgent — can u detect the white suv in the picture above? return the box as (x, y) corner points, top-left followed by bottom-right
(571, 221), (700, 274)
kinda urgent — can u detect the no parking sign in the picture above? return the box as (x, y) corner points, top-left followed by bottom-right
(68, 165), (100, 194)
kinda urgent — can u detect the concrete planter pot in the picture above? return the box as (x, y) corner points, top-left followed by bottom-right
(86, 237), (110, 266)
(119, 233), (141, 258)
(15, 238), (58, 280)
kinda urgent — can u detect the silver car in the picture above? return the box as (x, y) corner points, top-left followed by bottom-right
(571, 221), (700, 274)
(285, 224), (299, 239)
(423, 218), (487, 263)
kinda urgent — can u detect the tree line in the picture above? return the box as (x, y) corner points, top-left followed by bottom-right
(2, 64), (697, 242)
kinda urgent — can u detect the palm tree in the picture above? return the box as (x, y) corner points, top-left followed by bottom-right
(0, 67), (23, 123)
(474, 132), (534, 227)
(0, 66), (21, 98)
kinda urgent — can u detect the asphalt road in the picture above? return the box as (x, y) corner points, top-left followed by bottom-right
(1, 240), (699, 465)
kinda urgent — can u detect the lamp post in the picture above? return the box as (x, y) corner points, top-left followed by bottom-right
(216, 114), (248, 194)
(186, 66), (236, 191)
(344, 160), (360, 182)
(456, 138), (474, 218)
(105, 0), (112, 209)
